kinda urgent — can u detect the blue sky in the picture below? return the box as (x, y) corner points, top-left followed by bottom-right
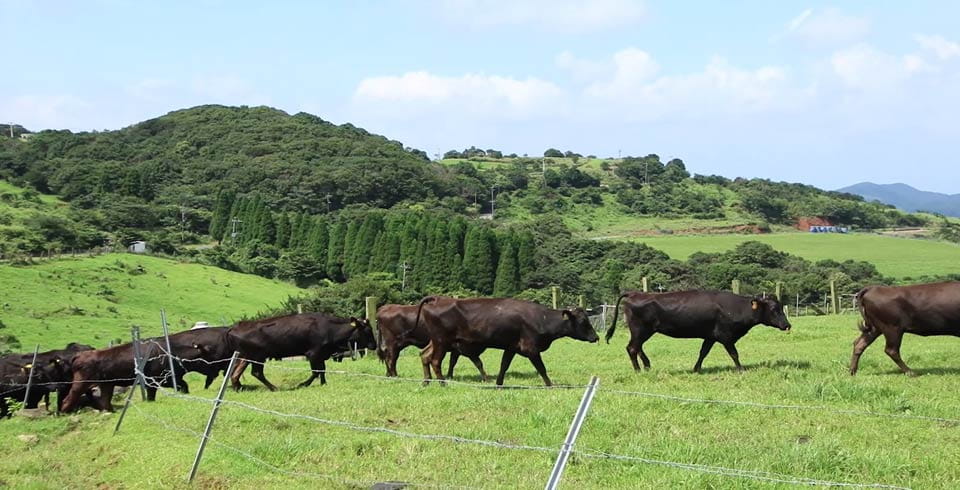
(2, 1), (959, 193)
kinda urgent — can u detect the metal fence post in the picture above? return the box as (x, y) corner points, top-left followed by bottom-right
(161, 309), (178, 393)
(188, 351), (239, 483)
(131, 326), (147, 401)
(545, 375), (600, 490)
(115, 328), (141, 435)
(20, 344), (40, 410)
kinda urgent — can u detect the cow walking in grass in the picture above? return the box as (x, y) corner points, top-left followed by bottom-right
(415, 296), (599, 387)
(606, 290), (791, 372)
(377, 303), (488, 380)
(227, 312), (377, 391)
(850, 281), (960, 376)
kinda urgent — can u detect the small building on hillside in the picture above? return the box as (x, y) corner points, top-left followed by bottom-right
(128, 241), (147, 253)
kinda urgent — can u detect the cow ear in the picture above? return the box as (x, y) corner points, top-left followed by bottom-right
(562, 310), (574, 321)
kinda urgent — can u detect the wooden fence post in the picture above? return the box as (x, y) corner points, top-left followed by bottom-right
(577, 295), (585, 308)
(830, 279), (839, 315)
(641, 276), (649, 293)
(731, 279), (741, 295)
(551, 286), (560, 309)
(365, 296), (378, 343)
(775, 281), (782, 301)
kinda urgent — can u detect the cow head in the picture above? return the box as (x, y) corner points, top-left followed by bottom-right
(752, 297), (791, 331)
(348, 317), (378, 351)
(562, 308), (600, 343)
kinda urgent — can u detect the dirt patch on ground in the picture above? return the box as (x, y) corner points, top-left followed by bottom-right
(796, 217), (833, 230)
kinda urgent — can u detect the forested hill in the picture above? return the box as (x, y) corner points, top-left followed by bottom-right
(0, 104), (942, 260)
(0, 105), (444, 214)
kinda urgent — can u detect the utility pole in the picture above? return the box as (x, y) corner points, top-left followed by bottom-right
(230, 218), (242, 243)
(542, 158), (547, 188)
(400, 262), (411, 291)
(180, 205), (187, 244)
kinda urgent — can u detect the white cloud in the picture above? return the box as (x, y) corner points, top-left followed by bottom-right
(439, 0), (644, 32)
(0, 94), (95, 131)
(581, 48), (794, 120)
(830, 44), (924, 90)
(915, 34), (960, 60)
(555, 51), (609, 83)
(354, 71), (564, 118)
(781, 8), (870, 45)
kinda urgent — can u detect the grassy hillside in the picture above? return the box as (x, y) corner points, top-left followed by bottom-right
(0, 179), (105, 256)
(629, 232), (960, 279)
(1, 315), (958, 488)
(0, 253), (303, 349)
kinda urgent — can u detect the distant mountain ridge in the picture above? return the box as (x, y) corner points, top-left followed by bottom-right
(838, 182), (960, 217)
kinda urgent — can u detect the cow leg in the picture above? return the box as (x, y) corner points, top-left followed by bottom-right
(420, 343), (434, 386)
(527, 353), (552, 387)
(849, 329), (880, 375)
(468, 356), (488, 382)
(429, 346), (447, 386)
(146, 385), (157, 401)
(495, 350), (517, 386)
(722, 342), (744, 372)
(204, 374), (217, 390)
(446, 351), (460, 379)
(627, 330), (654, 371)
(692, 339), (716, 373)
(882, 331), (915, 376)
(98, 384), (116, 412)
(386, 347), (399, 377)
(250, 360), (278, 391)
(230, 358), (248, 391)
(60, 376), (89, 413)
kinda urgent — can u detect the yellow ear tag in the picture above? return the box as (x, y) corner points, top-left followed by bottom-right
(23, 364), (32, 370)
(351, 321), (358, 328)
(752, 301), (759, 310)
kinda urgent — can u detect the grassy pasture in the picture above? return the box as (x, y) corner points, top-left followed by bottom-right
(2, 315), (959, 489)
(631, 232), (960, 279)
(0, 254), (303, 349)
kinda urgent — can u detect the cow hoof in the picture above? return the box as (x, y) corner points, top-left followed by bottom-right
(905, 370), (918, 377)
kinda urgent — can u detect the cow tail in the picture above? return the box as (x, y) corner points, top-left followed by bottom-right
(411, 296), (438, 338)
(855, 287), (872, 333)
(604, 292), (632, 344)
(376, 320), (386, 362)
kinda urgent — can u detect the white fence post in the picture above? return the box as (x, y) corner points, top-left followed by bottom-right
(161, 309), (178, 392)
(188, 351), (239, 483)
(545, 375), (600, 490)
(20, 344), (40, 411)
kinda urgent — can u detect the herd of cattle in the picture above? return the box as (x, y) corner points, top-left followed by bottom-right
(1, 281), (958, 417)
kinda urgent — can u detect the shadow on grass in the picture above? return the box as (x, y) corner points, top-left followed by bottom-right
(879, 366), (960, 376)
(669, 359), (812, 375)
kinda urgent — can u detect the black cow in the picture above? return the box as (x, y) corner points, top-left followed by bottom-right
(415, 296), (599, 386)
(0, 343), (94, 417)
(606, 290), (791, 372)
(377, 303), (488, 380)
(168, 327), (233, 389)
(61, 331), (226, 413)
(850, 281), (960, 375)
(227, 313), (377, 391)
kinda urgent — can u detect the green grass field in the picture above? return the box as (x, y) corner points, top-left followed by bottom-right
(2, 311), (959, 489)
(0, 254), (303, 349)
(630, 232), (960, 279)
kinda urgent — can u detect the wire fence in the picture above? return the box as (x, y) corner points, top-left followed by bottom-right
(3, 342), (935, 488)
(134, 371), (909, 489)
